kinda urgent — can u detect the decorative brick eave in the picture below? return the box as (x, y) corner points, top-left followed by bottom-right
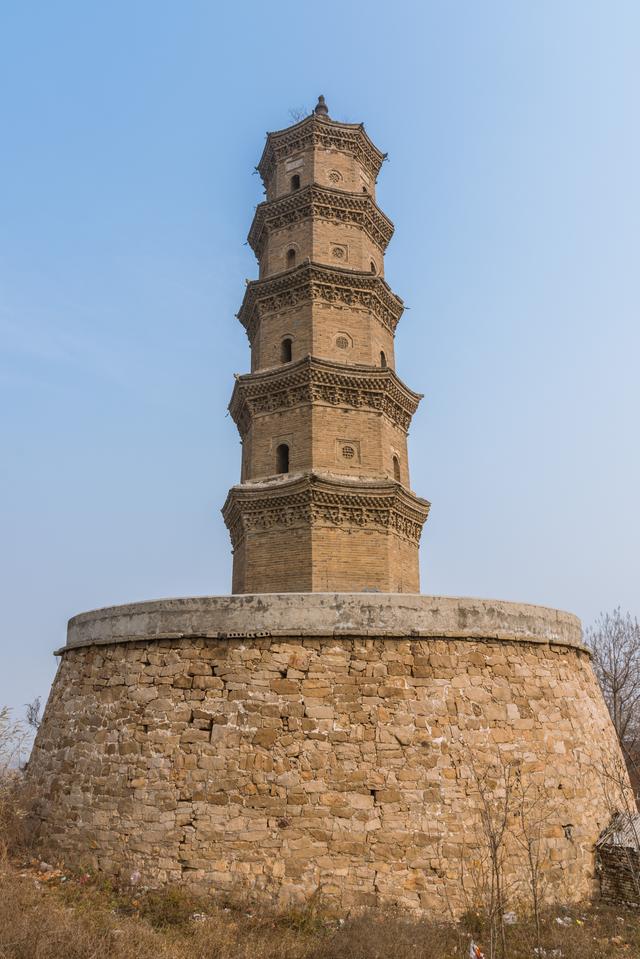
(257, 114), (386, 187)
(247, 184), (395, 258)
(237, 261), (405, 341)
(222, 472), (431, 550)
(228, 356), (423, 436)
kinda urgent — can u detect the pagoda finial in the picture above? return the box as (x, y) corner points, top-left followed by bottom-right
(314, 94), (329, 117)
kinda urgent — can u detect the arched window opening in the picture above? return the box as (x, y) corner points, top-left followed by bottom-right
(392, 455), (401, 482)
(370, 260), (377, 274)
(291, 174), (301, 191)
(287, 248), (296, 268)
(380, 350), (387, 368)
(281, 338), (293, 363)
(276, 443), (290, 474)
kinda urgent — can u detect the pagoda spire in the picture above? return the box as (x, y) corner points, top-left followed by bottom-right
(314, 94), (329, 116)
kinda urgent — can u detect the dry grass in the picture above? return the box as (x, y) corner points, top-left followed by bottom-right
(0, 861), (638, 959)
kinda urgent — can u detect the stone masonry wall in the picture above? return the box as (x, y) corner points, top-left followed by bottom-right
(27, 596), (627, 915)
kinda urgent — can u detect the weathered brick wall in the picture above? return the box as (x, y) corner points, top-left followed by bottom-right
(597, 847), (640, 906)
(262, 220), (383, 279)
(265, 141), (377, 202)
(251, 302), (396, 372)
(313, 148), (377, 201)
(231, 527), (313, 594)
(310, 526), (419, 593)
(28, 596), (628, 915)
(230, 524), (418, 595)
(242, 406), (409, 483)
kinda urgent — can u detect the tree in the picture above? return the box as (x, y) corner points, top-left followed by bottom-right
(25, 697), (41, 731)
(586, 608), (640, 792)
(0, 707), (29, 856)
(288, 106), (309, 123)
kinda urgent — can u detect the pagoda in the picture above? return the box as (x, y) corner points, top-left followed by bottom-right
(222, 96), (430, 593)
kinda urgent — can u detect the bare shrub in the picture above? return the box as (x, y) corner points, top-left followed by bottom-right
(457, 748), (569, 959)
(288, 107), (309, 123)
(466, 756), (518, 959)
(511, 770), (554, 954)
(586, 608), (640, 793)
(0, 707), (30, 858)
(25, 696), (42, 731)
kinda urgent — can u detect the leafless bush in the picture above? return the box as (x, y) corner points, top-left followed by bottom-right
(511, 770), (554, 953)
(586, 608), (640, 793)
(460, 750), (566, 958)
(0, 706), (30, 858)
(25, 696), (42, 731)
(288, 107), (309, 123)
(465, 756), (519, 958)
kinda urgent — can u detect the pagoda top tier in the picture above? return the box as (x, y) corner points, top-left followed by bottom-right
(257, 95), (387, 189)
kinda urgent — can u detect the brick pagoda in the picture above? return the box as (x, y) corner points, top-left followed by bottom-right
(222, 96), (430, 593)
(30, 97), (628, 917)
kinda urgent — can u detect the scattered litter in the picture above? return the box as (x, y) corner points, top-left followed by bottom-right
(39, 862), (53, 872)
(190, 912), (209, 923)
(469, 941), (485, 959)
(503, 911), (517, 925)
(534, 949), (563, 958)
(37, 868), (65, 883)
(555, 916), (572, 927)
(130, 870), (141, 885)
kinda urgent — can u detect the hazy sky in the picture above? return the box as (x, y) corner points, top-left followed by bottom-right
(1, 1), (638, 719)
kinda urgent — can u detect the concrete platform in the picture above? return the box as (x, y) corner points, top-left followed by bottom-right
(62, 593), (584, 652)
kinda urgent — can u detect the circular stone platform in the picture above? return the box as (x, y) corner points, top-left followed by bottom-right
(28, 594), (625, 913)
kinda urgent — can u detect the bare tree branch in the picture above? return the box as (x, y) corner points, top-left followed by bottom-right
(25, 697), (41, 731)
(585, 608), (640, 791)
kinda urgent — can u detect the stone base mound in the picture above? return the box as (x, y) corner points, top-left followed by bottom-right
(27, 594), (627, 913)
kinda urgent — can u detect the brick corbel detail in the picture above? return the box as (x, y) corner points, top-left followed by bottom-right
(222, 473), (431, 549)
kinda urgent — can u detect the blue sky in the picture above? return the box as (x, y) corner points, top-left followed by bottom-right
(1, 1), (638, 719)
